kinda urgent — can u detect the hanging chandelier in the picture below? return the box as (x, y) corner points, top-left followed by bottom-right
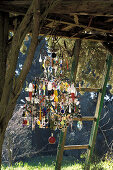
(22, 52), (82, 143)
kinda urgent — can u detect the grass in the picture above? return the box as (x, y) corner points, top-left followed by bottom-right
(1, 155), (113, 170)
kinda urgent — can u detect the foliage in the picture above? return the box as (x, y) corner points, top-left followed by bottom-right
(1, 155), (113, 170)
(47, 38), (113, 93)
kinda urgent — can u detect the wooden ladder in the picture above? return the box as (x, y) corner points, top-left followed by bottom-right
(55, 54), (112, 170)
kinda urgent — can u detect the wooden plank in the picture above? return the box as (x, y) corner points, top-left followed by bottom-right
(73, 116), (96, 121)
(46, 21), (59, 28)
(64, 145), (89, 150)
(70, 12), (113, 17)
(76, 87), (101, 92)
(0, 1), (31, 6)
(85, 54), (112, 170)
(62, 25), (75, 31)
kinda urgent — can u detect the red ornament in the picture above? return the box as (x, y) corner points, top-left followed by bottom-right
(29, 91), (32, 101)
(48, 133), (56, 144)
(71, 93), (75, 101)
(23, 119), (27, 125)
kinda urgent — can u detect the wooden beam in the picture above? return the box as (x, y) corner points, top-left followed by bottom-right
(40, 27), (113, 43)
(73, 116), (96, 121)
(62, 25), (75, 31)
(85, 54), (112, 170)
(105, 18), (113, 23)
(70, 12), (113, 17)
(71, 40), (81, 82)
(46, 21), (59, 28)
(47, 18), (113, 34)
(0, 1), (31, 6)
(64, 145), (89, 150)
(76, 87), (101, 92)
(0, 5), (26, 15)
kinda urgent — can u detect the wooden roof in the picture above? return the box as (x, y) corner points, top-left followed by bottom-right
(1, 0), (113, 42)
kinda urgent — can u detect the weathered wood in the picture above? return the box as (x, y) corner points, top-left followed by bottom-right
(71, 40), (81, 82)
(73, 116), (96, 121)
(0, 0), (36, 124)
(64, 145), (89, 150)
(0, 12), (9, 101)
(76, 87), (101, 92)
(62, 25), (75, 31)
(55, 40), (81, 170)
(1, 0), (113, 17)
(1, 1), (113, 43)
(85, 54), (112, 170)
(70, 12), (113, 17)
(55, 129), (67, 170)
(47, 18), (112, 34)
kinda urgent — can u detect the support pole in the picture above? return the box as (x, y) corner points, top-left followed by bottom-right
(85, 54), (112, 170)
(55, 40), (81, 170)
(55, 129), (67, 170)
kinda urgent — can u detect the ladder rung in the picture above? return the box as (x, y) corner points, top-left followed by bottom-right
(73, 116), (96, 121)
(64, 145), (89, 150)
(76, 87), (101, 92)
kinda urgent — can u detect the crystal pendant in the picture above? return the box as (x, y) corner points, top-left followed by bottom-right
(77, 121), (83, 131)
(39, 54), (42, 62)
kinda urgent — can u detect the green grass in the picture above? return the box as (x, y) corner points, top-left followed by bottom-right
(1, 156), (113, 170)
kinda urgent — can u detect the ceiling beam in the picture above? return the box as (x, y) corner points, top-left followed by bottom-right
(70, 12), (113, 17)
(40, 28), (113, 43)
(47, 18), (113, 34)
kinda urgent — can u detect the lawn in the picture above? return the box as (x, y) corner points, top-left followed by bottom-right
(1, 156), (113, 170)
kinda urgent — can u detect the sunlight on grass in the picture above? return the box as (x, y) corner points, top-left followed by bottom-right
(1, 156), (113, 170)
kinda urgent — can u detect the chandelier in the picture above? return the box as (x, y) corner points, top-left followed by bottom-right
(22, 53), (82, 144)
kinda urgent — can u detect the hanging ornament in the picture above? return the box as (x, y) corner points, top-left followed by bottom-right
(23, 119), (27, 126)
(77, 121), (83, 131)
(29, 83), (33, 101)
(39, 54), (42, 63)
(39, 107), (42, 121)
(48, 133), (56, 144)
(23, 52), (82, 132)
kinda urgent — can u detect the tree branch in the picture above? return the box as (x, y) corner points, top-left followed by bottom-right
(14, 0), (40, 96)
(0, 0), (35, 122)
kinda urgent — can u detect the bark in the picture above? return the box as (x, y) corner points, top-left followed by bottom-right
(0, 0), (35, 122)
(0, 12), (9, 101)
(14, 0), (40, 96)
(71, 39), (81, 82)
(0, 118), (8, 170)
(0, 1), (39, 168)
(0, 0), (61, 168)
(0, 134), (4, 169)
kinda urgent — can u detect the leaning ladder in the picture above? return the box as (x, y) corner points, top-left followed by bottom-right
(55, 54), (112, 170)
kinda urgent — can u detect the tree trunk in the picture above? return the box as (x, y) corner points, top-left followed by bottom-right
(0, 118), (8, 169)
(0, 12), (9, 101)
(0, 134), (4, 169)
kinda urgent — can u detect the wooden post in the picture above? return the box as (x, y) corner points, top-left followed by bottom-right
(55, 129), (67, 170)
(55, 40), (81, 170)
(85, 54), (112, 170)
